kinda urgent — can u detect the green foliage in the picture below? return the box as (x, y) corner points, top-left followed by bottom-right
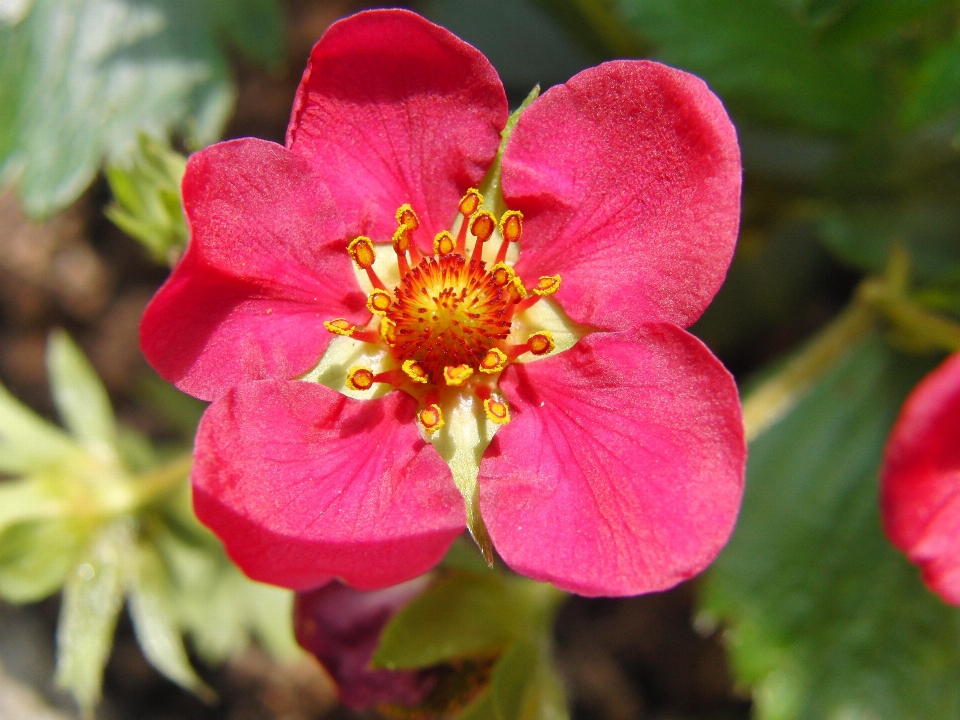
(374, 563), (569, 720)
(0, 331), (297, 712)
(105, 136), (188, 264)
(0, 0), (285, 218)
(703, 335), (960, 720)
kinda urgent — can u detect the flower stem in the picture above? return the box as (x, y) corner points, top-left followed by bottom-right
(130, 452), (193, 510)
(741, 302), (875, 442)
(857, 278), (960, 352)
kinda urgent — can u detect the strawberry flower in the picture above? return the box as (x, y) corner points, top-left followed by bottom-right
(882, 352), (960, 605)
(140, 9), (745, 597)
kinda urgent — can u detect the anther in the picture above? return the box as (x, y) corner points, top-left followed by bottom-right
(396, 204), (419, 231)
(418, 404), (444, 435)
(346, 367), (375, 391)
(434, 231), (456, 256)
(324, 319), (355, 337)
(495, 210), (523, 264)
(470, 211), (496, 262)
(490, 262), (516, 288)
(443, 364), (474, 387)
(479, 348), (508, 374)
(533, 275), (561, 296)
(458, 189), (483, 217)
(367, 289), (392, 316)
(483, 398), (511, 425)
(348, 236), (386, 290)
(527, 331), (555, 356)
(379, 318), (397, 346)
(507, 276), (528, 302)
(402, 359), (429, 384)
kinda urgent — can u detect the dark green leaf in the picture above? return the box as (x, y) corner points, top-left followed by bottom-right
(56, 520), (133, 713)
(901, 34), (960, 130)
(207, 0), (285, 70)
(374, 572), (522, 670)
(615, 0), (885, 134)
(703, 335), (960, 720)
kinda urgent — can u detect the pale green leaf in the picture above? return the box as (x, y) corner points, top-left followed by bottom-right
(56, 520), (133, 713)
(373, 572), (521, 670)
(0, 479), (67, 532)
(0, 518), (88, 602)
(0, 383), (76, 474)
(46, 330), (117, 462)
(207, 0), (284, 70)
(127, 541), (215, 700)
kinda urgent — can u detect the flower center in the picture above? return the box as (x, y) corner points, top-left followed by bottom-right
(323, 190), (561, 434)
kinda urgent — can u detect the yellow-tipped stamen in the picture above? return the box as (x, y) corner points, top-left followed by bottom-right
(458, 188), (483, 218)
(483, 397), (511, 425)
(396, 204), (419, 231)
(479, 348), (508, 374)
(402, 359), (429, 384)
(490, 262), (516, 288)
(532, 274), (561, 296)
(367, 289), (392, 316)
(443, 364), (474, 387)
(495, 210), (522, 264)
(324, 319), (355, 337)
(346, 367), (375, 391)
(418, 404), (444, 435)
(348, 236), (386, 290)
(379, 318), (397, 346)
(434, 231), (456, 256)
(527, 331), (555, 356)
(392, 226), (411, 276)
(506, 276), (527, 302)
(470, 211), (496, 262)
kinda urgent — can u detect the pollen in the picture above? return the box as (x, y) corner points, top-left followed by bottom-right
(459, 189), (483, 217)
(500, 211), (522, 243)
(484, 398), (511, 425)
(348, 236), (375, 269)
(471, 212), (496, 243)
(490, 262), (516, 287)
(392, 226), (410, 253)
(379, 318), (397, 346)
(434, 231), (456, 256)
(528, 331), (555, 356)
(418, 404), (444, 434)
(532, 275), (561, 296)
(346, 367), (374, 391)
(396, 204), (419, 231)
(479, 348), (508, 374)
(443, 364), (474, 387)
(402, 359), (429, 384)
(324, 318), (355, 336)
(367, 290), (392, 315)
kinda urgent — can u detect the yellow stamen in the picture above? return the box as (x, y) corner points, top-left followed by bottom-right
(479, 348), (508, 374)
(484, 398), (511, 425)
(324, 319), (355, 337)
(402, 359), (429, 384)
(471, 212), (496, 243)
(348, 236), (376, 269)
(532, 275), (561, 296)
(346, 367), (374, 391)
(443, 364), (474, 387)
(418, 404), (444, 434)
(379, 318), (397, 346)
(367, 289), (392, 316)
(500, 211), (523, 243)
(459, 189), (483, 217)
(434, 231), (456, 256)
(490, 262), (515, 287)
(528, 331), (555, 356)
(396, 204), (419, 231)
(392, 226), (410, 254)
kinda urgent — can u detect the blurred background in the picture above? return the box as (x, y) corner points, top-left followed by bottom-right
(1, 1), (960, 719)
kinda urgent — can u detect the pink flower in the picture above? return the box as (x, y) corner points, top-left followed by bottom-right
(881, 352), (960, 605)
(140, 9), (745, 597)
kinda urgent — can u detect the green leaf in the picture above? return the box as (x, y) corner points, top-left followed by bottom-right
(374, 572), (522, 670)
(901, 34), (960, 130)
(56, 520), (133, 713)
(5, 0), (237, 218)
(490, 640), (569, 720)
(615, 0), (885, 134)
(702, 335), (960, 720)
(105, 135), (188, 265)
(0, 479), (67, 532)
(0, 518), (88, 602)
(46, 330), (117, 462)
(0, 382), (77, 474)
(0, 17), (26, 182)
(127, 541), (215, 700)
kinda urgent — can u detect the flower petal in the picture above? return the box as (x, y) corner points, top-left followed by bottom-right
(193, 380), (465, 590)
(503, 60), (741, 330)
(478, 326), (745, 596)
(881, 352), (960, 605)
(140, 138), (367, 401)
(286, 8), (508, 245)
